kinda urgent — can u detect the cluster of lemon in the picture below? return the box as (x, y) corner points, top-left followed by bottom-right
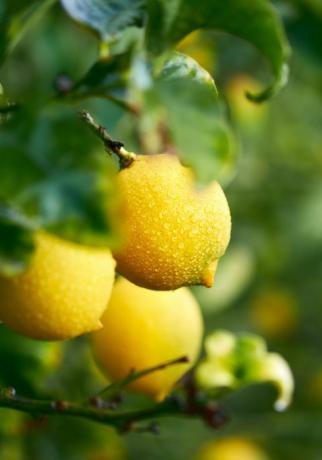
(0, 153), (231, 400)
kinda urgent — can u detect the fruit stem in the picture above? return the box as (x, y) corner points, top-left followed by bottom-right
(79, 110), (136, 168)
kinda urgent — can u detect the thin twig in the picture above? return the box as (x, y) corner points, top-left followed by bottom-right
(94, 355), (190, 399)
(0, 356), (189, 430)
(0, 387), (184, 430)
(79, 110), (136, 168)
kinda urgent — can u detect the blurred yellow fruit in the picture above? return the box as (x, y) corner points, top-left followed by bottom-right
(0, 232), (115, 340)
(177, 31), (216, 74)
(225, 75), (267, 126)
(251, 289), (297, 337)
(114, 154), (231, 290)
(306, 369), (322, 404)
(92, 277), (203, 401)
(195, 437), (270, 460)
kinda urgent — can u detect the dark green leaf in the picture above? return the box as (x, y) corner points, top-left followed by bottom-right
(0, 325), (61, 395)
(0, 107), (119, 247)
(0, 206), (35, 276)
(64, 48), (133, 110)
(60, 0), (145, 41)
(286, 0), (322, 61)
(22, 170), (118, 247)
(142, 52), (236, 183)
(146, 0), (291, 100)
(0, 0), (55, 64)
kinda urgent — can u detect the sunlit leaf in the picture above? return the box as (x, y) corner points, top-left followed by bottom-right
(141, 52), (236, 183)
(146, 0), (291, 100)
(60, 0), (145, 41)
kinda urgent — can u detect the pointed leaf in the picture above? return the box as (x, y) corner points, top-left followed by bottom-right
(146, 0), (290, 100)
(0, 0), (55, 65)
(60, 0), (145, 41)
(143, 52), (236, 183)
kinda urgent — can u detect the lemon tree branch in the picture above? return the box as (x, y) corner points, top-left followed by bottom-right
(0, 356), (229, 432)
(0, 387), (183, 430)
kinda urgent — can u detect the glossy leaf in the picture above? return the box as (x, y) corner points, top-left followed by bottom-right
(0, 107), (119, 248)
(60, 0), (145, 41)
(22, 170), (118, 247)
(146, 0), (290, 100)
(142, 52), (236, 183)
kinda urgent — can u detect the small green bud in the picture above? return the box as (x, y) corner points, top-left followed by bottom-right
(195, 330), (294, 411)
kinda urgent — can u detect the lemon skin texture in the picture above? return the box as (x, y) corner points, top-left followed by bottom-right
(114, 154), (231, 290)
(0, 232), (115, 341)
(92, 277), (203, 401)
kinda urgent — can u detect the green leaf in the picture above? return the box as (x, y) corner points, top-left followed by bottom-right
(0, 325), (62, 394)
(0, 0), (55, 64)
(142, 52), (236, 183)
(22, 170), (118, 247)
(64, 48), (133, 109)
(60, 0), (145, 41)
(0, 206), (36, 276)
(0, 107), (119, 248)
(146, 0), (291, 100)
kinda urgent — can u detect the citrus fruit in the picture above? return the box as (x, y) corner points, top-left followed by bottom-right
(114, 153), (231, 290)
(0, 232), (115, 340)
(92, 277), (203, 401)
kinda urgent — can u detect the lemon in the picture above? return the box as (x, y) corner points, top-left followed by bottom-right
(114, 154), (231, 290)
(92, 277), (203, 401)
(0, 232), (115, 340)
(195, 437), (270, 460)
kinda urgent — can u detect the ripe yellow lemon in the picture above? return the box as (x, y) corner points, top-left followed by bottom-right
(195, 437), (270, 460)
(114, 154), (231, 290)
(0, 232), (115, 340)
(92, 277), (203, 401)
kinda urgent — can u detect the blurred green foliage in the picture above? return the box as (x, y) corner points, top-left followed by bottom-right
(0, 0), (321, 459)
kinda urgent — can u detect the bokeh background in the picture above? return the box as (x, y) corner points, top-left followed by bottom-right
(0, 1), (322, 459)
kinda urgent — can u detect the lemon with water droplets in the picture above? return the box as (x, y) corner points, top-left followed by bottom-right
(0, 232), (115, 340)
(92, 277), (203, 401)
(114, 154), (231, 290)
